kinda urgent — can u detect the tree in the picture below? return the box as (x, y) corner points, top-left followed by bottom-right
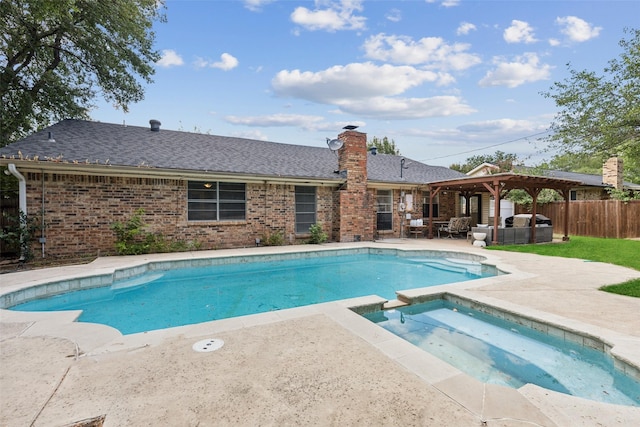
(542, 27), (640, 184)
(367, 136), (400, 155)
(539, 152), (603, 175)
(449, 151), (519, 174)
(0, 0), (165, 145)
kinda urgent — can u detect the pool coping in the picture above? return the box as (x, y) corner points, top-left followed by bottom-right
(0, 245), (500, 309)
(2, 240), (640, 425)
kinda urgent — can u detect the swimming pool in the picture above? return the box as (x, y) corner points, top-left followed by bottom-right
(363, 298), (640, 407)
(6, 249), (502, 334)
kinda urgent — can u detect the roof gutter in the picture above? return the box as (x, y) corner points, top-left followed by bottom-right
(6, 164), (27, 260)
(0, 160), (345, 186)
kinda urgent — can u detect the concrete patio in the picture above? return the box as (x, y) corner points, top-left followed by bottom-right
(1, 238), (639, 426)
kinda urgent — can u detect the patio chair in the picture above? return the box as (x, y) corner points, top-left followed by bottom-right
(458, 217), (471, 238)
(440, 217), (472, 239)
(438, 217), (462, 238)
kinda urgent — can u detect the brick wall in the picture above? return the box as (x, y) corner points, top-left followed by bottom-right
(11, 130), (437, 259)
(336, 130), (374, 242)
(23, 173), (336, 259)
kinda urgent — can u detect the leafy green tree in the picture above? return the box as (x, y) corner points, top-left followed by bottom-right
(542, 28), (640, 184)
(0, 0), (165, 145)
(367, 136), (400, 155)
(449, 151), (519, 174)
(505, 188), (563, 210)
(538, 152), (603, 175)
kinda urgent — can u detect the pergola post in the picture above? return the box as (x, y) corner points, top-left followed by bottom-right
(557, 187), (571, 241)
(563, 193), (570, 241)
(523, 187), (541, 243)
(483, 180), (501, 245)
(426, 186), (441, 239)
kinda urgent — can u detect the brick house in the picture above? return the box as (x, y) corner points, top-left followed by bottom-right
(539, 157), (640, 200)
(0, 120), (464, 259)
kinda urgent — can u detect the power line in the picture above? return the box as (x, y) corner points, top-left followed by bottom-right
(419, 130), (551, 163)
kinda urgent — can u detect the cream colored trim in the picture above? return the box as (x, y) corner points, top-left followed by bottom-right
(0, 160), (344, 186)
(367, 181), (427, 191)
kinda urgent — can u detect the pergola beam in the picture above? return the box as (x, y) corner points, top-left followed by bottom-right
(427, 173), (581, 245)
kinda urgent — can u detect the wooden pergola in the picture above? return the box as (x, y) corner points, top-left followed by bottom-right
(425, 173), (581, 245)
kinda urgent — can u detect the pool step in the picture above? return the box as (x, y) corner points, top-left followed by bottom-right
(110, 273), (164, 290)
(410, 258), (482, 275)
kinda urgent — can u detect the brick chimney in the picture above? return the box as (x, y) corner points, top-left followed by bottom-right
(602, 157), (623, 190)
(336, 129), (374, 242)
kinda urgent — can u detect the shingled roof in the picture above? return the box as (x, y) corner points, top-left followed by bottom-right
(0, 120), (464, 185)
(516, 166), (640, 190)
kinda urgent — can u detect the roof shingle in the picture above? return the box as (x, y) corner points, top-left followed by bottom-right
(0, 119), (465, 184)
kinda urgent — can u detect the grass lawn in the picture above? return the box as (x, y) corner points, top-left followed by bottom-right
(487, 236), (640, 298)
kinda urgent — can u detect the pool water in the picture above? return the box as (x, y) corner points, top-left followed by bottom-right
(364, 300), (640, 407)
(10, 253), (498, 335)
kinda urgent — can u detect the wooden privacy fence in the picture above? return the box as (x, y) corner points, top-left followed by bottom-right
(528, 200), (640, 239)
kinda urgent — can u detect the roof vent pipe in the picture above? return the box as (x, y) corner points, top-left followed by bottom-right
(369, 146), (377, 156)
(149, 119), (161, 132)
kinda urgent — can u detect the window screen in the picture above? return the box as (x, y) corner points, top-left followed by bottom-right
(188, 181), (246, 221)
(295, 186), (316, 233)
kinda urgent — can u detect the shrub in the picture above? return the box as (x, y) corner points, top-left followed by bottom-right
(0, 211), (41, 262)
(262, 230), (284, 246)
(111, 208), (148, 255)
(111, 209), (200, 255)
(307, 224), (328, 244)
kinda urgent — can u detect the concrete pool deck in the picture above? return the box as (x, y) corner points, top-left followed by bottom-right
(1, 239), (639, 426)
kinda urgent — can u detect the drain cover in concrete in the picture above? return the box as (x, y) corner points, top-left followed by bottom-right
(192, 338), (224, 353)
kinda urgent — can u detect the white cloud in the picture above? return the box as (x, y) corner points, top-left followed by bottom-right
(156, 49), (184, 67)
(479, 53), (552, 88)
(457, 118), (543, 134)
(194, 53), (239, 71)
(337, 95), (475, 119)
(272, 62), (442, 104)
(504, 20), (537, 44)
(548, 38), (561, 47)
(242, 0), (274, 12)
(425, 0), (460, 7)
(212, 53), (239, 71)
(270, 62), (475, 119)
(456, 22), (476, 36)
(362, 33), (481, 72)
(398, 117), (550, 162)
(386, 8), (401, 23)
(290, 0), (366, 32)
(441, 0), (460, 7)
(225, 113), (326, 127)
(193, 57), (209, 69)
(556, 16), (602, 42)
(224, 114), (365, 133)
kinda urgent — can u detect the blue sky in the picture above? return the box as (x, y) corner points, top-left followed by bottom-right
(91, 0), (639, 168)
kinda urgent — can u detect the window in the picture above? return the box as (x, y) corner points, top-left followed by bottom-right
(570, 190), (577, 201)
(188, 181), (246, 221)
(422, 192), (439, 218)
(376, 190), (393, 231)
(295, 186), (316, 233)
